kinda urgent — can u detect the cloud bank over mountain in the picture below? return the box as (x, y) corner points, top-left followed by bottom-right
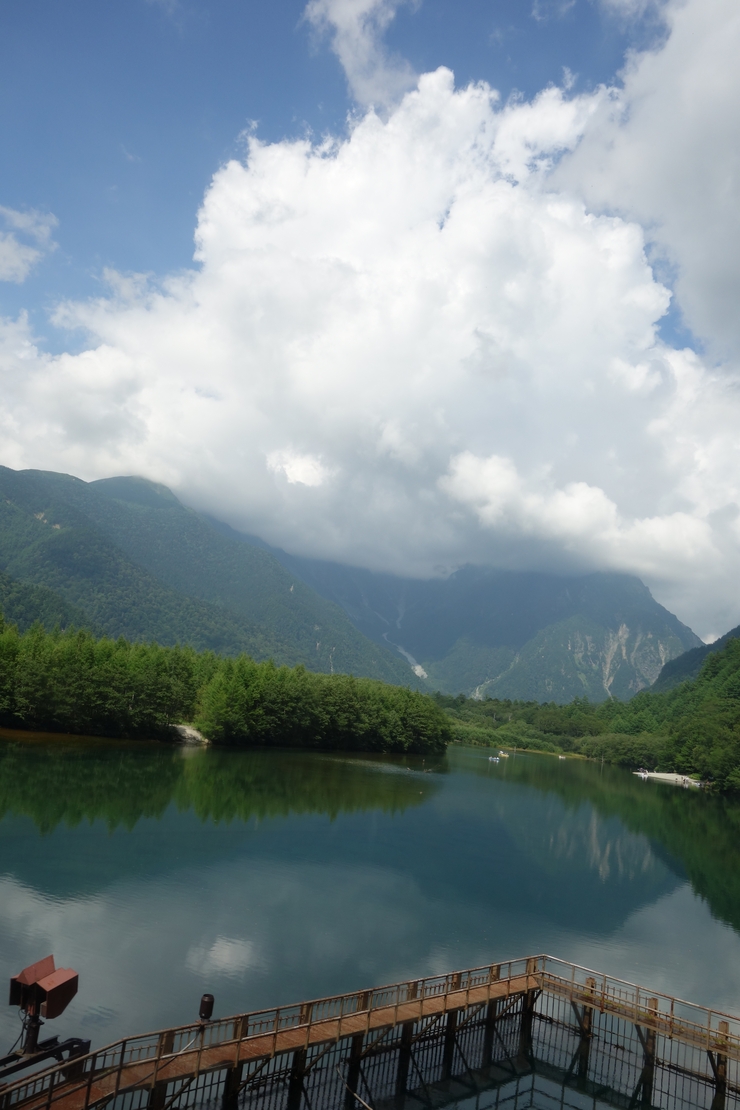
(0, 0), (739, 639)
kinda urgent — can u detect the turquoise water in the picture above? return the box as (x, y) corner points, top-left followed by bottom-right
(1, 735), (739, 1058)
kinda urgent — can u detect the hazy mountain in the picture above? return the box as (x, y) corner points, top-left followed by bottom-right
(0, 468), (417, 686)
(0, 466), (702, 702)
(651, 624), (740, 693)
(236, 549), (701, 702)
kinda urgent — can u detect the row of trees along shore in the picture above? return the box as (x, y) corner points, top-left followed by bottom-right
(442, 635), (740, 791)
(0, 616), (450, 753)
(3, 613), (740, 789)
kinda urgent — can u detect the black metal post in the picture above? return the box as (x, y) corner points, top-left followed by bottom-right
(395, 1021), (414, 1102)
(221, 1064), (244, 1110)
(710, 1020), (729, 1110)
(442, 1010), (458, 1080)
(633, 998), (658, 1109)
(344, 1034), (364, 1110)
(482, 1000), (499, 1067)
(576, 977), (595, 1083)
(518, 992), (536, 1061)
(286, 1049), (307, 1110)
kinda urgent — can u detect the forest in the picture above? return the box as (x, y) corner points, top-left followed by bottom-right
(441, 634), (740, 790)
(3, 610), (740, 787)
(0, 615), (450, 754)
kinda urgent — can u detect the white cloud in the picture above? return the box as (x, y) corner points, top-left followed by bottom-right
(532, 0), (576, 22)
(1, 1), (740, 636)
(595, 0), (665, 18)
(0, 206), (57, 283)
(556, 0), (740, 363)
(440, 450), (716, 580)
(304, 0), (417, 108)
(267, 450), (333, 486)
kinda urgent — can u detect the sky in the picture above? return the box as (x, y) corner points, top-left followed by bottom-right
(1, 0), (739, 640)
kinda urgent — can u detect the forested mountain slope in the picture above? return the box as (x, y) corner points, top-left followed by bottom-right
(0, 465), (700, 699)
(0, 468), (416, 684)
(0, 570), (90, 633)
(651, 624), (740, 692)
(233, 546), (701, 702)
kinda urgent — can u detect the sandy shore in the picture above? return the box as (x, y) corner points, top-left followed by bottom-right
(633, 771), (702, 788)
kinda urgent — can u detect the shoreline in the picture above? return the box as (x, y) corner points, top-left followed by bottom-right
(634, 770), (702, 788)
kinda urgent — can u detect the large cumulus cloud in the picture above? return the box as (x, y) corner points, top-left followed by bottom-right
(1, 0), (740, 638)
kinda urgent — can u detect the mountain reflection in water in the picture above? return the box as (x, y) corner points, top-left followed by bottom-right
(0, 733), (739, 1055)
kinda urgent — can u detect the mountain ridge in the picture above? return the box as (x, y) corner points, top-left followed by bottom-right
(0, 467), (418, 685)
(216, 531), (701, 702)
(0, 467), (702, 701)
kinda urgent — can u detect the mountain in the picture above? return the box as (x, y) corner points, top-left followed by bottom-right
(0, 465), (701, 702)
(0, 570), (91, 633)
(0, 467), (417, 686)
(651, 624), (740, 693)
(231, 548), (701, 702)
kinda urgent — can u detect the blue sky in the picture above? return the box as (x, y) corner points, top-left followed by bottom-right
(1, 0), (739, 637)
(1, 0), (664, 328)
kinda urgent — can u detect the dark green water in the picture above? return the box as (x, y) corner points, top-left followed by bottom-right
(1, 733), (740, 1058)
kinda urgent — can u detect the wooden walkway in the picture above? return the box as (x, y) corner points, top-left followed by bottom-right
(2, 955), (739, 1110)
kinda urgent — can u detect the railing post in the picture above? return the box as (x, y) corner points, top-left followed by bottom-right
(148, 1030), (175, 1110)
(222, 1017), (248, 1110)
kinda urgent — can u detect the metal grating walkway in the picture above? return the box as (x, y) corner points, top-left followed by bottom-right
(2, 956), (739, 1110)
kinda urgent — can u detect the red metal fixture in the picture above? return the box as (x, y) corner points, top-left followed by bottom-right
(9, 956), (79, 1025)
(2, 956), (88, 1082)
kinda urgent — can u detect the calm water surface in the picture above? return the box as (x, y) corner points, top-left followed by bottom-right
(1, 734), (740, 1056)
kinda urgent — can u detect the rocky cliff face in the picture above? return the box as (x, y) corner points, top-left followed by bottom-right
(262, 555), (702, 702)
(469, 614), (695, 702)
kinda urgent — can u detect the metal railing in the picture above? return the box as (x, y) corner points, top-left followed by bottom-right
(0, 958), (534, 1110)
(2, 954), (739, 1110)
(539, 955), (740, 1058)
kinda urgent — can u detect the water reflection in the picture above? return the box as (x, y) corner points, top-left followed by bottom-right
(463, 749), (740, 931)
(1, 734), (739, 1059)
(0, 730), (443, 835)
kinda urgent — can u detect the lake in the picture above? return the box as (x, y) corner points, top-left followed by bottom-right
(1, 732), (740, 1060)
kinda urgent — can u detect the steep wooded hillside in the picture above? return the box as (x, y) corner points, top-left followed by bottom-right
(651, 625), (739, 692)
(0, 468), (417, 685)
(235, 548), (701, 702)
